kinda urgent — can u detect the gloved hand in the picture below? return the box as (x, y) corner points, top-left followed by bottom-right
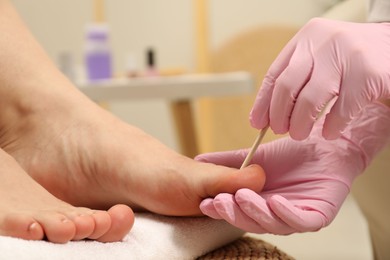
(250, 17), (390, 140)
(196, 102), (390, 234)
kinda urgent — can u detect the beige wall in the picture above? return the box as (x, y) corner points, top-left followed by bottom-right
(10, 0), (354, 152)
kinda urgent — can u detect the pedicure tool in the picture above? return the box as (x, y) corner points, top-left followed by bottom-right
(240, 125), (269, 169)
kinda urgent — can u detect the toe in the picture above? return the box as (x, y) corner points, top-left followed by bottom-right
(35, 213), (76, 243)
(206, 164), (266, 197)
(0, 214), (44, 241)
(88, 210), (111, 240)
(67, 212), (96, 241)
(97, 204), (134, 242)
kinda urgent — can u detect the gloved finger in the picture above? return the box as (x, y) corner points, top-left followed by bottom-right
(250, 76), (273, 129)
(269, 42), (314, 135)
(235, 189), (297, 235)
(213, 193), (267, 233)
(250, 40), (298, 130)
(200, 198), (223, 219)
(194, 149), (249, 169)
(289, 54), (340, 140)
(268, 195), (327, 232)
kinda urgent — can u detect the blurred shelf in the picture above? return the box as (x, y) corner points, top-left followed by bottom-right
(77, 71), (254, 101)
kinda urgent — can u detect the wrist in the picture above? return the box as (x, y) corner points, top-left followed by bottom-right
(379, 99), (390, 107)
(341, 102), (390, 167)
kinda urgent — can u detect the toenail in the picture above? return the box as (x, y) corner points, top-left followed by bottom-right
(28, 222), (38, 231)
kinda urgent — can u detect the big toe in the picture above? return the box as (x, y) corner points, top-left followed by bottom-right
(205, 164), (266, 197)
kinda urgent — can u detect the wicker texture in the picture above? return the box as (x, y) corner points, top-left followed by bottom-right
(198, 236), (295, 260)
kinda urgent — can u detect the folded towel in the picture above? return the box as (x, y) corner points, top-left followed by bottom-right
(0, 213), (244, 260)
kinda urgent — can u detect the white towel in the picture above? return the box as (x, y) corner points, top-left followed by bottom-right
(0, 213), (244, 260)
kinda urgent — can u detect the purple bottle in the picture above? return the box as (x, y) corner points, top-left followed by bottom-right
(85, 24), (112, 81)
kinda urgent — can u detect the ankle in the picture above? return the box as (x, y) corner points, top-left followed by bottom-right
(0, 80), (82, 149)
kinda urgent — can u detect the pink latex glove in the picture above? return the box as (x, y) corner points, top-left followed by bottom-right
(196, 102), (390, 234)
(250, 18), (390, 140)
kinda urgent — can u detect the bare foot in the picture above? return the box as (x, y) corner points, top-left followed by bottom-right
(0, 88), (266, 216)
(0, 148), (134, 243)
(0, 0), (265, 218)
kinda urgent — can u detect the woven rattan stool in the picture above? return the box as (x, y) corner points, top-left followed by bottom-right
(197, 236), (295, 260)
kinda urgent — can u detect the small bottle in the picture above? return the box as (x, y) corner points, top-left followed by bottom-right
(145, 47), (159, 77)
(84, 23), (112, 81)
(125, 53), (138, 78)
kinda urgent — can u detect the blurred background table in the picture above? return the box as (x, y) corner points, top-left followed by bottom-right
(77, 71), (254, 158)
